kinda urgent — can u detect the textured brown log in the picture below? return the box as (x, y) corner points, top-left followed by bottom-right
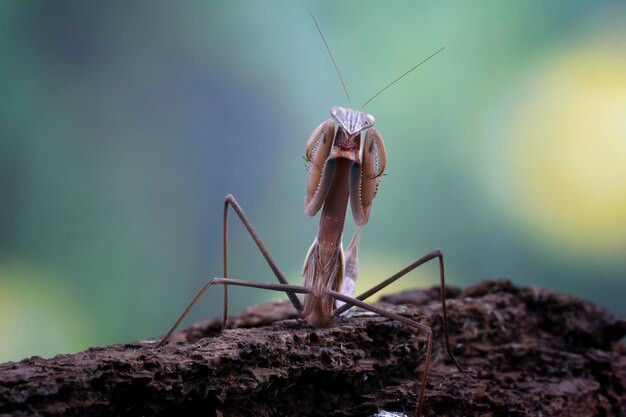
(0, 279), (624, 417)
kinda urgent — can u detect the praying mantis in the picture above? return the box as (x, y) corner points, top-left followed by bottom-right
(156, 16), (465, 416)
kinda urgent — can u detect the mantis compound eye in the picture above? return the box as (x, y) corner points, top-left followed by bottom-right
(364, 114), (376, 127)
(330, 106), (345, 120)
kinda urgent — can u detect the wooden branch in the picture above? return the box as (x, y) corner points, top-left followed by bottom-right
(0, 280), (624, 417)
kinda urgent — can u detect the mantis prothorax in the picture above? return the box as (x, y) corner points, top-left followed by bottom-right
(156, 15), (465, 416)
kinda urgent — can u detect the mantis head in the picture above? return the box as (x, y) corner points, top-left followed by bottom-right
(330, 106), (376, 137)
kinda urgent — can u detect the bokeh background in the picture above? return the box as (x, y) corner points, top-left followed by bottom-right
(1, 1), (625, 363)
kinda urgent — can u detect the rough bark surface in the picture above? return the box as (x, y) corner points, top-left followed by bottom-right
(0, 279), (624, 417)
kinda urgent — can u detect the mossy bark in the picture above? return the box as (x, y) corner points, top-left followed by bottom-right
(1, 280), (624, 417)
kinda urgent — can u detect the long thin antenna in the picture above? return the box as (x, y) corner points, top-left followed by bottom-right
(361, 46), (445, 109)
(310, 14), (352, 107)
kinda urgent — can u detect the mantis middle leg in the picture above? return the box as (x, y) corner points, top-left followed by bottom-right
(223, 194), (304, 328)
(157, 195), (305, 347)
(333, 249), (465, 372)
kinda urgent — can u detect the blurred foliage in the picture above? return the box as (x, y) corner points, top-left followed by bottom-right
(1, 1), (625, 362)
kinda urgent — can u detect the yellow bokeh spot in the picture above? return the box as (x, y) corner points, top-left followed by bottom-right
(508, 43), (626, 255)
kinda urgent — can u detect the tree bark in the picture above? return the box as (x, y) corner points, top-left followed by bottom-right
(0, 279), (624, 417)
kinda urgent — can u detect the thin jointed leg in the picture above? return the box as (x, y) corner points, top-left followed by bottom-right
(156, 278), (310, 348)
(158, 194), (304, 347)
(223, 194), (303, 316)
(329, 290), (432, 417)
(333, 249), (465, 372)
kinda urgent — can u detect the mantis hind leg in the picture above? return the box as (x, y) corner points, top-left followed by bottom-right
(328, 290), (432, 417)
(156, 278), (309, 348)
(333, 249), (465, 373)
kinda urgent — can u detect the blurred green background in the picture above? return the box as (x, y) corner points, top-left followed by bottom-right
(1, 1), (625, 363)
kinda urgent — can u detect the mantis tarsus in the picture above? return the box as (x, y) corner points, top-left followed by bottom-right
(156, 16), (465, 416)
